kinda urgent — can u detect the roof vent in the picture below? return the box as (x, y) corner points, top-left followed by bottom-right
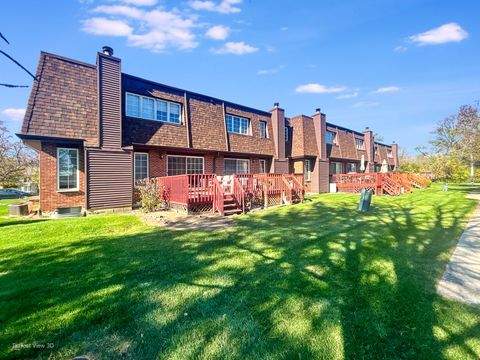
(316, 108), (321, 113)
(274, 102), (279, 107)
(102, 46), (114, 56)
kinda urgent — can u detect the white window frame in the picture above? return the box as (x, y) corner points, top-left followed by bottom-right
(226, 114), (250, 135)
(304, 159), (311, 181)
(224, 158), (250, 175)
(355, 138), (365, 150)
(346, 162), (357, 173)
(167, 155), (205, 176)
(259, 159), (267, 173)
(125, 92), (183, 124)
(259, 121), (268, 138)
(134, 152), (149, 182)
(57, 147), (80, 192)
(326, 131), (336, 145)
(285, 127), (289, 142)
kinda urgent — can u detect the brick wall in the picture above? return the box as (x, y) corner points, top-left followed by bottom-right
(40, 142), (86, 212)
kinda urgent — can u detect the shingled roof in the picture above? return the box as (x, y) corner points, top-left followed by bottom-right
(20, 52), (99, 146)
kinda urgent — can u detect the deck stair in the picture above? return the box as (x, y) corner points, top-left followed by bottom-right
(223, 194), (243, 216)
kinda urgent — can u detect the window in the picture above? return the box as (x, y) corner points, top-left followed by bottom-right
(285, 127), (289, 142)
(126, 93), (140, 117)
(329, 162), (343, 174)
(134, 153), (149, 182)
(346, 163), (357, 173)
(224, 159), (250, 175)
(326, 131), (336, 145)
(126, 92), (182, 124)
(355, 139), (365, 150)
(259, 121), (267, 138)
(57, 148), (79, 191)
(226, 114), (249, 135)
(304, 159), (311, 181)
(167, 156), (204, 176)
(387, 149), (393, 158)
(259, 159), (267, 173)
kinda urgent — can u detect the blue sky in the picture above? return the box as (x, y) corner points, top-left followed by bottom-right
(1, 0), (479, 153)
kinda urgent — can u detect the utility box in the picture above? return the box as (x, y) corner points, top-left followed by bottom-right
(358, 189), (373, 212)
(8, 202), (30, 216)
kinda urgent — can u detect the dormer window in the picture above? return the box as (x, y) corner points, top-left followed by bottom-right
(326, 131), (336, 145)
(226, 114), (249, 135)
(355, 139), (365, 150)
(126, 93), (182, 124)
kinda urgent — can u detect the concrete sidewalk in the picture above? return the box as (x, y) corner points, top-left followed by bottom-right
(437, 202), (480, 307)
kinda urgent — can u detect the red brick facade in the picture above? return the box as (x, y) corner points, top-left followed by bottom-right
(20, 50), (400, 211)
(39, 143), (86, 212)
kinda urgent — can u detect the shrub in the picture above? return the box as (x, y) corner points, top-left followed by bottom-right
(135, 178), (165, 212)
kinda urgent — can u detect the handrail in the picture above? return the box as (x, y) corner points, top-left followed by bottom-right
(281, 175), (293, 204)
(232, 175), (246, 213)
(212, 177), (224, 215)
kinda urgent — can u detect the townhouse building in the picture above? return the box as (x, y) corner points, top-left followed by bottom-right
(18, 47), (398, 213)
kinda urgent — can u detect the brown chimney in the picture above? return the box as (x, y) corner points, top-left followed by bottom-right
(270, 103), (289, 173)
(97, 47), (122, 149)
(391, 142), (399, 170)
(364, 127), (375, 173)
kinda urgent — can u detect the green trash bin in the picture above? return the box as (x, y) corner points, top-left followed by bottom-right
(358, 189), (373, 212)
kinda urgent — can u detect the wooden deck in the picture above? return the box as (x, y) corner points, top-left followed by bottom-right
(155, 173), (305, 215)
(331, 172), (430, 196)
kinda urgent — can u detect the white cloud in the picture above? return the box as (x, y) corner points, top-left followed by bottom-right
(409, 23), (468, 46)
(213, 41), (258, 55)
(92, 5), (144, 19)
(205, 25), (229, 40)
(82, 7), (198, 52)
(1, 108), (26, 121)
(82, 17), (133, 36)
(121, 0), (157, 5)
(336, 92), (358, 99)
(394, 45), (407, 52)
(375, 86), (400, 93)
(257, 65), (285, 75)
(295, 83), (346, 94)
(354, 101), (379, 108)
(190, 0), (241, 14)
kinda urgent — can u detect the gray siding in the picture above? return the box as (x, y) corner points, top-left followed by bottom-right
(87, 149), (132, 209)
(98, 54), (122, 148)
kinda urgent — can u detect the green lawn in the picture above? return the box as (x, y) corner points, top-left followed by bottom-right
(1, 185), (480, 359)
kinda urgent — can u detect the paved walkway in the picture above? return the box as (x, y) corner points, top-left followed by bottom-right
(437, 198), (480, 307)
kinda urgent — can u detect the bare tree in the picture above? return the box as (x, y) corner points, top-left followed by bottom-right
(0, 122), (38, 187)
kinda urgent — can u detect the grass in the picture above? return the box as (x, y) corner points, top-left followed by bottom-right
(1, 185), (480, 359)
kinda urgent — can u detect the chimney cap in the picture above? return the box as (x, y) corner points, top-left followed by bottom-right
(274, 102), (279, 107)
(102, 46), (114, 56)
(365, 126), (370, 130)
(315, 108), (321, 113)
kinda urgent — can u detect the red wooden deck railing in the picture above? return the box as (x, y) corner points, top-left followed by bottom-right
(232, 176), (246, 213)
(212, 177), (225, 215)
(332, 172), (429, 196)
(155, 172), (305, 213)
(157, 174), (216, 206)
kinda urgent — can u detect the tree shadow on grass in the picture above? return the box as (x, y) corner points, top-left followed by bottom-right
(1, 188), (480, 359)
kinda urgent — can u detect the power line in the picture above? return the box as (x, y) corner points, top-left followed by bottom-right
(0, 50), (36, 80)
(0, 32), (9, 45)
(0, 83), (29, 88)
